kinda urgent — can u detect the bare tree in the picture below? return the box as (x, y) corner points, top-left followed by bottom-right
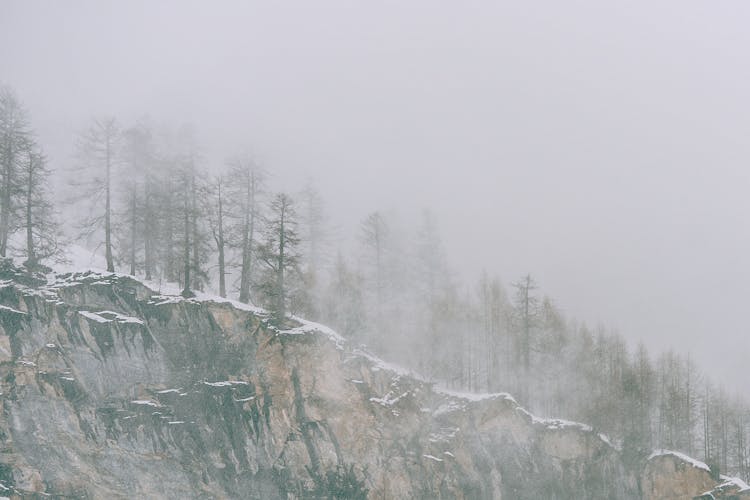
(178, 157), (195, 297)
(258, 193), (301, 323)
(20, 147), (60, 268)
(157, 156), (181, 283)
(513, 274), (538, 372)
(118, 120), (157, 277)
(299, 181), (329, 308)
(175, 152), (208, 297)
(0, 87), (31, 257)
(478, 272), (508, 392)
(323, 252), (364, 338)
(207, 173), (228, 297)
(359, 211), (388, 317)
(73, 117), (120, 272)
(227, 156), (264, 304)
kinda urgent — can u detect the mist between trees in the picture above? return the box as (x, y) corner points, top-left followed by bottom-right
(2, 84), (749, 480)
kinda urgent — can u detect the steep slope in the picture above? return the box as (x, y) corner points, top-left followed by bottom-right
(0, 261), (736, 499)
(643, 451), (750, 499)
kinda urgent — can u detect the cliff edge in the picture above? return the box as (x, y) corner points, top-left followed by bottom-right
(0, 263), (739, 499)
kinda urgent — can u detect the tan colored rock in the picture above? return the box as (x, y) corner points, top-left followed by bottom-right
(696, 476), (750, 499)
(0, 335), (11, 363)
(642, 451), (716, 500)
(0, 267), (739, 499)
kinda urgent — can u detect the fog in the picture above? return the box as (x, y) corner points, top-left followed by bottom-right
(3, 1), (749, 391)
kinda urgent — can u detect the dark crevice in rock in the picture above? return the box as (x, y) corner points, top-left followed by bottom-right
(291, 367), (321, 480)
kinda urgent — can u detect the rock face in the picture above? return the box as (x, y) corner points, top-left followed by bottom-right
(641, 451), (716, 500)
(0, 265), (741, 499)
(697, 477), (750, 499)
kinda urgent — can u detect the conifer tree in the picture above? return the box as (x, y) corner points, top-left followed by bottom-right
(257, 193), (301, 323)
(19, 146), (60, 269)
(0, 87), (31, 257)
(73, 117), (120, 272)
(207, 173), (228, 297)
(227, 156), (264, 304)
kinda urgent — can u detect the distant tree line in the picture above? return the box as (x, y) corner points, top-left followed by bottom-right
(70, 115), (305, 322)
(1, 85), (748, 480)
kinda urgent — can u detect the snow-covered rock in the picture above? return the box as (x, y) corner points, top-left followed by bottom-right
(696, 475), (750, 499)
(641, 450), (750, 500)
(0, 263), (735, 498)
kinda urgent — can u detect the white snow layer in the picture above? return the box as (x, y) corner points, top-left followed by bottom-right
(648, 449), (711, 472)
(203, 380), (249, 387)
(131, 400), (161, 407)
(436, 387), (517, 404)
(0, 304), (25, 315)
(78, 310), (143, 325)
(699, 475), (750, 497)
(35, 262), (621, 457)
(78, 311), (110, 323)
(717, 474), (750, 491)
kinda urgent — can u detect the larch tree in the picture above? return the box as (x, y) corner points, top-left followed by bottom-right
(178, 156), (195, 297)
(175, 151), (208, 297)
(73, 117), (120, 272)
(207, 173), (228, 298)
(511, 274), (539, 400)
(414, 210), (444, 305)
(157, 155), (181, 283)
(413, 210), (450, 376)
(227, 156), (264, 304)
(478, 272), (508, 392)
(359, 211), (388, 318)
(119, 120), (158, 278)
(299, 181), (329, 317)
(323, 252), (364, 338)
(20, 146), (60, 269)
(119, 126), (143, 275)
(512, 274), (538, 372)
(258, 193), (301, 323)
(0, 87), (31, 257)
(621, 341), (655, 465)
(171, 125), (209, 296)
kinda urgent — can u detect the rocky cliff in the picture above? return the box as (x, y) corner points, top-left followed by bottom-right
(0, 262), (743, 499)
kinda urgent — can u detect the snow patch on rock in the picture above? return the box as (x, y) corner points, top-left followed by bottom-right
(648, 449), (711, 472)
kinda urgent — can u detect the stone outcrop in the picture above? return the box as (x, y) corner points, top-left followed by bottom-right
(642, 451), (716, 500)
(0, 263), (743, 499)
(641, 450), (750, 499)
(696, 476), (750, 499)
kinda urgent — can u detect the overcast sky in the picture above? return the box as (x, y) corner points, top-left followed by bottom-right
(2, 1), (749, 391)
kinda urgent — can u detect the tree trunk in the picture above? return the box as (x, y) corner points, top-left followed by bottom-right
(190, 173), (200, 291)
(0, 141), (13, 257)
(239, 172), (255, 304)
(239, 218), (250, 302)
(129, 187), (137, 276)
(165, 176), (175, 282)
(104, 134), (115, 272)
(375, 224), (382, 318)
(25, 152), (35, 266)
(144, 179), (153, 281)
(276, 204), (285, 321)
(181, 178), (192, 297)
(523, 275), (531, 373)
(217, 181), (226, 298)
(685, 355), (693, 456)
(704, 385), (710, 463)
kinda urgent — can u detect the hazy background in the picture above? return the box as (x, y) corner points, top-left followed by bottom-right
(2, 1), (749, 391)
